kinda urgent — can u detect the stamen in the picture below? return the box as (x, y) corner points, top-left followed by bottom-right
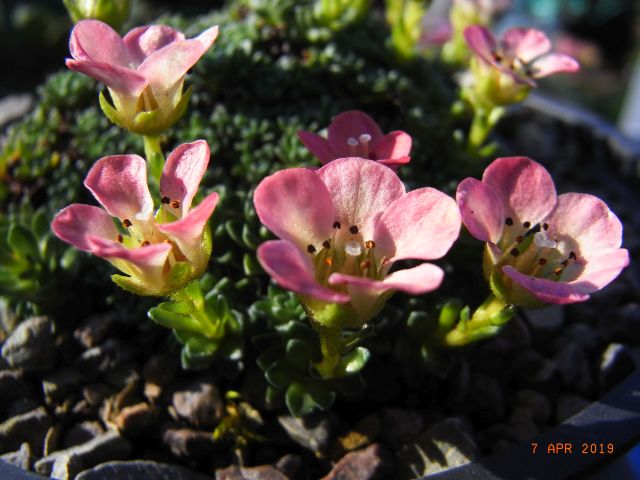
(543, 223), (549, 231)
(307, 244), (316, 253)
(561, 259), (569, 267)
(161, 197), (170, 204)
(533, 231), (557, 249)
(325, 258), (333, 266)
(505, 217), (513, 226)
(333, 221), (341, 229)
(365, 240), (375, 249)
(523, 221), (531, 229)
(510, 248), (519, 257)
(349, 225), (359, 235)
(122, 219), (132, 228)
(347, 137), (359, 147)
(360, 260), (371, 270)
(358, 133), (371, 144)
(116, 234), (123, 243)
(345, 240), (362, 256)
(141, 240), (151, 247)
(538, 258), (547, 265)
(322, 240), (331, 249)
(569, 251), (577, 260)
(553, 266), (563, 275)
(170, 200), (181, 209)
(516, 235), (524, 243)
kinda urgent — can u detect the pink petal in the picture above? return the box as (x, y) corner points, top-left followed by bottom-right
(502, 28), (551, 63)
(88, 235), (171, 272)
(376, 187), (461, 261)
(253, 167), (334, 250)
(371, 131), (412, 162)
(157, 192), (219, 263)
(376, 156), (411, 167)
(52, 204), (119, 252)
(69, 19), (130, 67)
(297, 131), (334, 164)
(194, 26), (219, 50)
(327, 111), (383, 157)
(482, 156), (556, 227)
(65, 59), (147, 96)
(530, 53), (580, 78)
(160, 140), (210, 215)
(464, 25), (497, 66)
(84, 154), (154, 221)
(318, 157), (405, 242)
(257, 240), (349, 303)
(572, 249), (629, 290)
(456, 177), (504, 243)
(502, 265), (590, 304)
(545, 193), (624, 257)
(329, 263), (444, 294)
(123, 25), (185, 66)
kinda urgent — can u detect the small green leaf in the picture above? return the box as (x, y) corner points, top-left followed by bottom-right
(257, 345), (283, 370)
(265, 359), (297, 389)
(306, 380), (335, 410)
(285, 382), (317, 417)
(243, 253), (262, 276)
(286, 338), (314, 369)
(148, 303), (201, 332)
(334, 347), (370, 377)
(31, 209), (50, 239)
(98, 91), (124, 127)
(8, 224), (40, 260)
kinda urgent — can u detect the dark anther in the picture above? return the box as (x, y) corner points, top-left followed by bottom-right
(170, 200), (181, 209)
(538, 258), (547, 265)
(161, 196), (170, 204)
(365, 240), (376, 249)
(122, 219), (132, 228)
(307, 244), (316, 253)
(515, 235), (524, 243)
(117, 234), (123, 243)
(543, 223), (549, 231)
(505, 217), (514, 226)
(360, 260), (371, 270)
(322, 240), (331, 249)
(493, 52), (503, 62)
(141, 240), (151, 247)
(349, 225), (359, 235)
(523, 221), (531, 229)
(333, 221), (341, 229)
(561, 259), (569, 267)
(510, 248), (519, 257)
(569, 251), (577, 260)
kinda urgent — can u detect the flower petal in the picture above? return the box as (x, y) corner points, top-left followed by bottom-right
(530, 53), (580, 78)
(546, 193), (624, 257)
(572, 249), (629, 290)
(464, 25), (498, 66)
(254, 167), (334, 250)
(257, 240), (349, 303)
(88, 235), (172, 279)
(160, 140), (210, 215)
(502, 28), (551, 63)
(52, 204), (119, 252)
(84, 154), (154, 221)
(482, 156), (556, 227)
(123, 25), (185, 65)
(65, 59), (147, 96)
(502, 265), (590, 304)
(376, 187), (461, 261)
(456, 177), (504, 243)
(371, 131), (412, 162)
(297, 131), (334, 164)
(137, 26), (218, 94)
(69, 19), (130, 66)
(318, 157), (405, 242)
(157, 192), (219, 263)
(327, 111), (383, 157)
(329, 263), (444, 294)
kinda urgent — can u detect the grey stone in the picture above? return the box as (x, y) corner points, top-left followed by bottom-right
(278, 414), (332, 454)
(525, 305), (564, 332)
(115, 402), (155, 436)
(75, 460), (212, 480)
(63, 422), (104, 449)
(74, 313), (118, 349)
(161, 427), (216, 458)
(172, 378), (224, 429)
(0, 370), (29, 409)
(77, 339), (132, 378)
(516, 390), (551, 424)
(217, 464), (288, 480)
(321, 444), (394, 480)
(379, 408), (423, 445)
(508, 408), (539, 442)
(556, 394), (590, 422)
(275, 453), (301, 478)
(34, 431), (131, 476)
(0, 442), (31, 470)
(397, 417), (479, 478)
(0, 94), (33, 127)
(5, 398), (40, 417)
(0, 407), (52, 455)
(563, 323), (601, 352)
(599, 343), (637, 393)
(512, 351), (557, 384)
(554, 342), (592, 393)
(463, 374), (504, 423)
(42, 368), (84, 404)
(51, 453), (84, 480)
(1, 317), (56, 371)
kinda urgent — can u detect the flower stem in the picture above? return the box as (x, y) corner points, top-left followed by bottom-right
(442, 294), (515, 347)
(313, 325), (343, 379)
(143, 135), (165, 189)
(467, 106), (506, 153)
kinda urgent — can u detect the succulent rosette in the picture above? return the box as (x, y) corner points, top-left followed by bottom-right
(254, 157), (461, 328)
(52, 141), (218, 296)
(463, 26), (579, 107)
(456, 156), (629, 307)
(297, 110), (412, 167)
(66, 19), (218, 135)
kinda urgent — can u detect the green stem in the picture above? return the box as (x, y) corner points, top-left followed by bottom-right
(313, 325), (343, 379)
(467, 106), (506, 152)
(443, 294), (514, 347)
(143, 135), (165, 189)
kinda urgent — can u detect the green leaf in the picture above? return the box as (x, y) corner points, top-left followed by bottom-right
(265, 359), (297, 389)
(8, 224), (40, 260)
(256, 345), (283, 370)
(334, 347), (370, 377)
(306, 380), (336, 410)
(148, 303), (201, 332)
(285, 382), (317, 417)
(286, 338), (314, 369)
(98, 91), (124, 128)
(31, 209), (50, 239)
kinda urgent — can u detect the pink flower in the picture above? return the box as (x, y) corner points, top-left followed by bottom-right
(254, 157), (461, 327)
(456, 156), (629, 307)
(464, 26), (579, 87)
(66, 20), (218, 135)
(297, 111), (412, 167)
(52, 141), (219, 296)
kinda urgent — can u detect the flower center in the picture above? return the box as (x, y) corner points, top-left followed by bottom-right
(346, 133), (373, 159)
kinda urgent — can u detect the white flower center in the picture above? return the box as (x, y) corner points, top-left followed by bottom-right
(533, 231), (557, 249)
(345, 240), (363, 256)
